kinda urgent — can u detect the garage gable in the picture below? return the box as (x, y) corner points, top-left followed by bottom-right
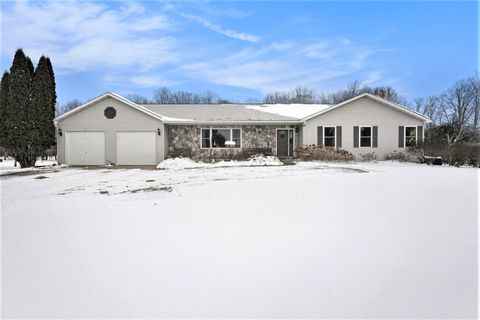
(54, 92), (163, 123)
(57, 96), (164, 128)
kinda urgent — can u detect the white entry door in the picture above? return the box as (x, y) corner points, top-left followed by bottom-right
(66, 132), (105, 165)
(117, 131), (157, 165)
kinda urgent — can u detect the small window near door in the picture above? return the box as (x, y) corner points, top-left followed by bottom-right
(232, 129), (241, 147)
(324, 127), (336, 147)
(405, 127), (417, 147)
(360, 126), (372, 147)
(201, 129), (211, 148)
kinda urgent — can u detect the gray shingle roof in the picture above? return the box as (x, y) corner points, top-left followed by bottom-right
(141, 103), (331, 122)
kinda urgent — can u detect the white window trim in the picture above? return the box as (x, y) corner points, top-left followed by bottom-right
(200, 128), (242, 149)
(322, 126), (336, 148)
(404, 126), (417, 148)
(275, 128), (295, 156)
(359, 125), (373, 148)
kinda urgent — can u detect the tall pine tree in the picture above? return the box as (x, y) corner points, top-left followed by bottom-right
(4, 49), (34, 167)
(0, 71), (10, 147)
(2, 49), (57, 167)
(32, 56), (56, 150)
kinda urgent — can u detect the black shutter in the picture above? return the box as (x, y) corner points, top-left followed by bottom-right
(336, 126), (342, 148)
(372, 126), (378, 148)
(317, 126), (323, 146)
(417, 126), (424, 144)
(398, 126), (404, 148)
(353, 126), (359, 148)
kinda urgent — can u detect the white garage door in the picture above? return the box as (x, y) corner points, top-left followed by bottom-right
(117, 131), (157, 165)
(66, 132), (105, 165)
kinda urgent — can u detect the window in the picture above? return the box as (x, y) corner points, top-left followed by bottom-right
(104, 107), (116, 119)
(201, 128), (241, 148)
(201, 129), (210, 148)
(232, 129), (241, 147)
(405, 126), (417, 147)
(360, 126), (372, 147)
(324, 127), (336, 147)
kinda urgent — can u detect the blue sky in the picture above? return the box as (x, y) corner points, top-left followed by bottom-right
(1, 1), (477, 106)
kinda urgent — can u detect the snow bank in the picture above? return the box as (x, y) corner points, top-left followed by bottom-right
(157, 155), (283, 170)
(244, 154), (283, 166)
(156, 157), (207, 170)
(35, 159), (58, 167)
(0, 159), (59, 176)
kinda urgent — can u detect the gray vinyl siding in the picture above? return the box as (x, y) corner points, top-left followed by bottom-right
(56, 97), (165, 165)
(303, 96), (424, 159)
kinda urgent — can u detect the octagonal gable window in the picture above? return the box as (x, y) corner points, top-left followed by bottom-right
(104, 107), (116, 119)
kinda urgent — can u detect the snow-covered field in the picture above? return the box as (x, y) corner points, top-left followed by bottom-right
(1, 162), (477, 318)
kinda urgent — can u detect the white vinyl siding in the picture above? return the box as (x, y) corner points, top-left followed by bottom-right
(303, 96), (424, 158)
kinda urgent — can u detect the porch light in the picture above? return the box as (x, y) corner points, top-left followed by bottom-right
(58, 128), (62, 136)
(157, 128), (161, 136)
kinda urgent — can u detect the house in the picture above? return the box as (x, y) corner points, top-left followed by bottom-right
(54, 92), (431, 165)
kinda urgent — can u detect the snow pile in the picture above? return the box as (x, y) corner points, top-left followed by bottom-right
(0, 159), (59, 176)
(35, 159), (58, 167)
(245, 154), (283, 166)
(157, 155), (283, 170)
(156, 157), (207, 170)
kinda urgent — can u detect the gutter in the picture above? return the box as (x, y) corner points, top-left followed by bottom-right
(162, 120), (303, 125)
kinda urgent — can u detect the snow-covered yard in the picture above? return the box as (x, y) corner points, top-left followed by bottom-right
(1, 162), (477, 318)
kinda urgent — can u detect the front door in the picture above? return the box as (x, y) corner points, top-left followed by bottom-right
(277, 129), (293, 157)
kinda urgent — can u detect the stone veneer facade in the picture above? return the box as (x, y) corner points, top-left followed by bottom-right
(167, 124), (299, 161)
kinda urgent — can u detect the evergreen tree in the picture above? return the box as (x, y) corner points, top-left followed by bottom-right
(32, 56), (56, 151)
(4, 49), (34, 167)
(0, 71), (10, 147)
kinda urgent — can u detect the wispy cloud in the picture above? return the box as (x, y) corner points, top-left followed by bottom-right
(1, 1), (176, 73)
(130, 75), (179, 88)
(181, 39), (383, 93)
(181, 13), (261, 43)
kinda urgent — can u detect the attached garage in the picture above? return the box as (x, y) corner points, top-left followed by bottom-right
(66, 132), (105, 165)
(55, 93), (166, 166)
(116, 131), (157, 165)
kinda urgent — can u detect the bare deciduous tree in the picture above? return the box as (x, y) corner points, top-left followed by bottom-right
(152, 87), (221, 104)
(125, 94), (150, 104)
(443, 79), (475, 130)
(469, 73), (480, 128)
(153, 87), (173, 104)
(56, 99), (81, 116)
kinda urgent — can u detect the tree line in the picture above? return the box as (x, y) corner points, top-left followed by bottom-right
(264, 82), (408, 105)
(0, 49), (56, 168)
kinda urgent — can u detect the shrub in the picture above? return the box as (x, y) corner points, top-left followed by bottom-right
(359, 152), (377, 162)
(295, 145), (354, 162)
(408, 141), (479, 167)
(450, 143), (480, 167)
(384, 151), (408, 162)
